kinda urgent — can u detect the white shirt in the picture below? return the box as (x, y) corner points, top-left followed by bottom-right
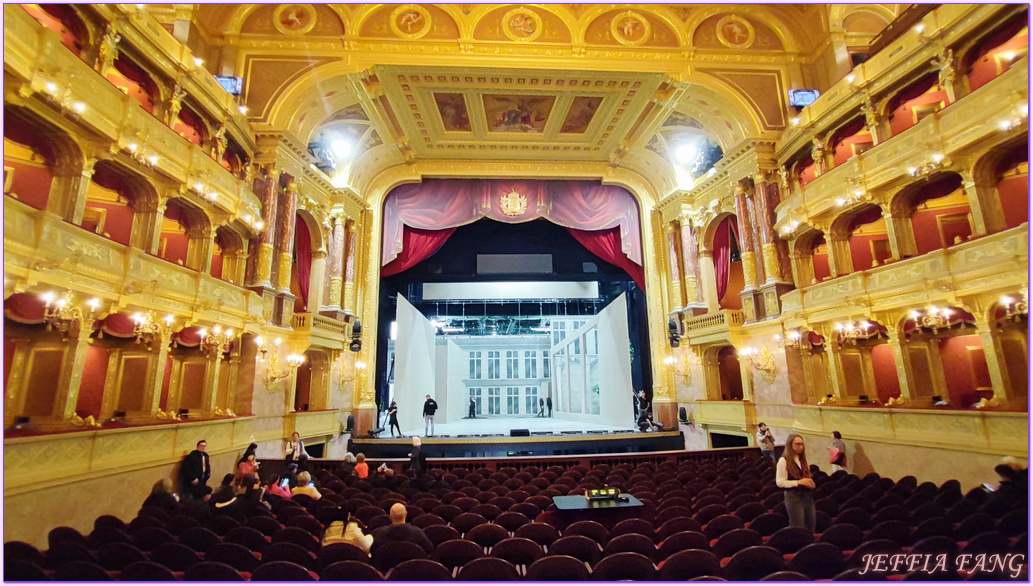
(776, 455), (806, 488)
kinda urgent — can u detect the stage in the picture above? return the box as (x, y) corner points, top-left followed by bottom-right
(348, 414), (683, 458)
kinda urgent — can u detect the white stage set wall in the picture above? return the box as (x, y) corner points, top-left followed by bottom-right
(389, 293), (634, 435)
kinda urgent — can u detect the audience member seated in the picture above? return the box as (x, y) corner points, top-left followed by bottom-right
(370, 503), (433, 554)
(284, 464), (300, 489)
(265, 474), (292, 500)
(141, 479), (179, 514)
(291, 472), (322, 500)
(239, 474), (272, 516)
(323, 506), (374, 554)
(355, 454), (370, 479)
(234, 443), (260, 492)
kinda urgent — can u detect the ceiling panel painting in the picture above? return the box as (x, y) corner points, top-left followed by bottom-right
(433, 92), (471, 132)
(483, 94), (556, 133)
(560, 96), (604, 133)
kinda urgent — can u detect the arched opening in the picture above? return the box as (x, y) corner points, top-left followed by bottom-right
(294, 350), (314, 412)
(717, 346), (743, 401)
(21, 4), (88, 57)
(845, 204), (890, 272)
(793, 151), (818, 187)
(158, 199), (193, 267)
(173, 104), (208, 147)
(963, 10), (1028, 92)
(3, 110), (58, 212)
(221, 139), (246, 176)
(898, 173), (971, 255)
(886, 72), (949, 137)
(105, 54), (160, 115)
(290, 213), (314, 314)
(903, 307), (987, 408)
(992, 296), (1028, 405)
(828, 116), (873, 167)
(795, 332), (831, 404)
(86, 163), (143, 247)
(994, 141), (1029, 229)
(712, 216), (743, 310)
(810, 233), (830, 283)
(211, 224), (248, 285)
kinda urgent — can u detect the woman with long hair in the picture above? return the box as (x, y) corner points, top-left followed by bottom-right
(776, 433), (816, 532)
(235, 443), (259, 491)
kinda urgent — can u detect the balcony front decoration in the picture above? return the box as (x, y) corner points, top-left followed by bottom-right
(255, 336), (305, 388)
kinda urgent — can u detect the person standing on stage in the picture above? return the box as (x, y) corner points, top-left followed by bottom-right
(635, 390), (650, 428)
(538, 397), (545, 417)
(388, 401), (401, 438)
(469, 397), (476, 419)
(546, 395), (553, 417)
(422, 394), (438, 437)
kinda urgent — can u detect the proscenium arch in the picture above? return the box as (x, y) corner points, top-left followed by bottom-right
(348, 162), (674, 429)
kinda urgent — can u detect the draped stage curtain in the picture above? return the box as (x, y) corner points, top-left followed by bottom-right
(381, 179), (644, 285)
(381, 225), (458, 277)
(568, 227), (645, 289)
(294, 216), (312, 307)
(714, 216), (740, 301)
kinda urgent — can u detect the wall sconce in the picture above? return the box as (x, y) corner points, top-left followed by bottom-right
(664, 354), (692, 385)
(339, 355), (366, 385)
(124, 141), (158, 168)
(999, 101), (1029, 131)
(132, 311), (174, 350)
(242, 214), (265, 233)
(737, 346), (777, 383)
(41, 291), (101, 340)
(834, 319), (881, 344)
(254, 335), (279, 359)
(774, 330), (802, 349)
(261, 335), (304, 388)
(198, 325), (236, 358)
(908, 306), (955, 334)
(1000, 293), (1028, 322)
(907, 153), (948, 178)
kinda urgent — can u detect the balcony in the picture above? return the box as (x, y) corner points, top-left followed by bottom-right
(4, 416), (258, 495)
(284, 410), (341, 441)
(3, 5), (260, 221)
(792, 404), (1027, 457)
(682, 310), (745, 345)
(779, 4), (1002, 156)
(292, 313), (350, 349)
(780, 227), (1028, 324)
(695, 400), (757, 435)
(3, 199), (265, 326)
(775, 61), (1029, 232)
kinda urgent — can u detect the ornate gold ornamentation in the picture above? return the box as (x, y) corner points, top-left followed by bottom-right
(716, 14), (755, 49)
(96, 25), (121, 74)
(762, 242), (781, 282)
(502, 7), (543, 43)
(738, 346), (776, 384)
(390, 4), (432, 40)
(740, 251), (758, 287)
(610, 11), (651, 47)
(273, 5), (317, 35)
(255, 243), (274, 283)
(500, 189), (528, 217)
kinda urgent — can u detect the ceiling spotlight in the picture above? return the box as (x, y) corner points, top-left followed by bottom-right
(331, 140), (352, 159)
(791, 117), (800, 126)
(675, 143), (699, 165)
(193, 57), (204, 67)
(846, 74), (856, 83)
(238, 105), (248, 114)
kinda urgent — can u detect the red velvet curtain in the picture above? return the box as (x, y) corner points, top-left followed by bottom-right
(568, 228), (645, 290)
(714, 217), (739, 301)
(381, 225), (458, 277)
(294, 216), (312, 308)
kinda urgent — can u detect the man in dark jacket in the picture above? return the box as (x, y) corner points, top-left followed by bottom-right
(546, 395), (553, 417)
(423, 394), (438, 437)
(180, 440), (211, 501)
(370, 503), (433, 554)
(408, 436), (427, 476)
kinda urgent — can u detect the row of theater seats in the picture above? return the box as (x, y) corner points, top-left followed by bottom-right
(5, 454), (1026, 580)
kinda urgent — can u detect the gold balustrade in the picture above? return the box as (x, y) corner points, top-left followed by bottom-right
(775, 60), (1029, 232)
(3, 5), (260, 220)
(780, 226), (1028, 323)
(284, 410), (341, 441)
(4, 199), (264, 326)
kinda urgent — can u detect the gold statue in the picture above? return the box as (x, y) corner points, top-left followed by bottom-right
(97, 25), (121, 74)
(166, 83), (186, 126)
(213, 124), (228, 160)
(932, 48), (955, 91)
(777, 165), (791, 195)
(810, 136), (825, 173)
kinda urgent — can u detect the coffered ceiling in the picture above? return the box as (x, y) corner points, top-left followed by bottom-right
(371, 65), (668, 161)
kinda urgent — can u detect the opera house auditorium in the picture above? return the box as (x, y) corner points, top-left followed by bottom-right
(2, 3), (1028, 581)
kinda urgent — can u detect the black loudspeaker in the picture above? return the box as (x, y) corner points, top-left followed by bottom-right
(679, 406), (688, 422)
(510, 429), (530, 437)
(345, 414), (355, 432)
(349, 320), (362, 352)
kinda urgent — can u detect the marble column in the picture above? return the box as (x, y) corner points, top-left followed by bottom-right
(960, 171), (1006, 236)
(53, 326), (94, 423)
(882, 208), (917, 260)
(826, 235), (853, 278)
(698, 250), (721, 312)
(274, 176), (298, 293)
(201, 350), (224, 415)
(307, 250), (327, 314)
(974, 316), (1018, 405)
(130, 198), (165, 255)
(47, 156), (95, 225)
(679, 217), (703, 308)
(665, 223), (684, 313)
(733, 180), (759, 288)
(886, 331), (919, 403)
(342, 219), (359, 317)
(250, 167), (280, 288)
(136, 331), (172, 420)
(325, 216), (346, 310)
(753, 172), (783, 284)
